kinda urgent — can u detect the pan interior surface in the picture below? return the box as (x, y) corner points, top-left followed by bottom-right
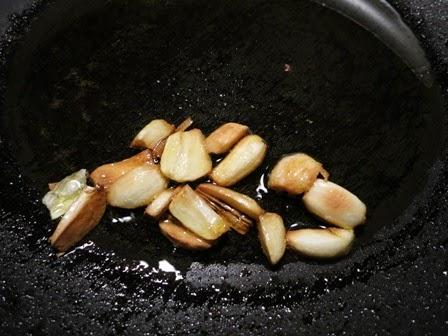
(2, 0), (444, 273)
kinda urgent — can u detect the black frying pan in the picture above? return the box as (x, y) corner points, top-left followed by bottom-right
(0, 0), (447, 334)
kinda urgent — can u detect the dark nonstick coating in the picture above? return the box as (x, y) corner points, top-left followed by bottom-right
(0, 0), (447, 334)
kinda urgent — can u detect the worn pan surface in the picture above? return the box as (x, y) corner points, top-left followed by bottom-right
(0, 0), (447, 334)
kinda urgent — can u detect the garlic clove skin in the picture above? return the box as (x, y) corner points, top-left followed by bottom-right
(197, 183), (264, 219)
(91, 150), (154, 189)
(130, 119), (175, 149)
(286, 227), (355, 259)
(49, 186), (106, 252)
(161, 129), (212, 182)
(205, 122), (250, 154)
(303, 179), (366, 229)
(159, 218), (214, 250)
(257, 212), (286, 265)
(169, 185), (229, 240)
(107, 163), (168, 209)
(210, 134), (267, 187)
(268, 153), (328, 195)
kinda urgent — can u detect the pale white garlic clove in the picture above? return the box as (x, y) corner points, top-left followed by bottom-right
(160, 129), (212, 182)
(130, 119), (175, 149)
(197, 183), (264, 219)
(257, 212), (286, 265)
(286, 227), (355, 259)
(303, 179), (366, 229)
(205, 122), (250, 154)
(91, 150), (154, 189)
(268, 153), (328, 195)
(49, 186), (107, 252)
(210, 134), (267, 187)
(168, 185), (229, 240)
(159, 218), (214, 250)
(107, 163), (168, 209)
(42, 169), (88, 220)
(145, 187), (180, 219)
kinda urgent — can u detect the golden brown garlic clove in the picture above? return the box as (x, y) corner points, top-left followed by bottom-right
(169, 185), (229, 240)
(268, 153), (328, 195)
(90, 150), (154, 189)
(160, 129), (212, 182)
(152, 117), (194, 158)
(210, 134), (267, 187)
(107, 163), (168, 209)
(49, 186), (107, 252)
(302, 179), (366, 229)
(286, 227), (354, 259)
(159, 218), (214, 250)
(205, 122), (250, 154)
(197, 183), (264, 219)
(130, 119), (175, 149)
(257, 212), (286, 265)
(144, 187), (181, 219)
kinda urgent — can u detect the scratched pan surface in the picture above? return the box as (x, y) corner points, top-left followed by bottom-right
(0, 0), (447, 334)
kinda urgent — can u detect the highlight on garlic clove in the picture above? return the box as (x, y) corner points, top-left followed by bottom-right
(196, 183), (264, 219)
(210, 134), (267, 187)
(49, 186), (107, 252)
(268, 153), (329, 195)
(90, 150), (154, 189)
(257, 212), (286, 265)
(145, 187), (181, 219)
(159, 218), (214, 250)
(302, 179), (366, 229)
(107, 163), (168, 209)
(130, 119), (175, 149)
(286, 227), (355, 259)
(160, 129), (212, 182)
(42, 169), (88, 220)
(205, 122), (250, 154)
(197, 188), (253, 235)
(168, 185), (229, 240)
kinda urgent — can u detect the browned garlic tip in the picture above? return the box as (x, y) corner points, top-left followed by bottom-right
(169, 185), (229, 240)
(197, 183), (264, 219)
(145, 187), (181, 219)
(286, 227), (354, 259)
(205, 122), (250, 154)
(210, 134), (267, 187)
(268, 153), (328, 195)
(130, 119), (175, 149)
(257, 212), (286, 265)
(107, 163), (168, 209)
(49, 186), (106, 252)
(90, 150), (154, 189)
(303, 179), (366, 229)
(160, 129), (212, 182)
(159, 218), (214, 250)
(196, 188), (253, 235)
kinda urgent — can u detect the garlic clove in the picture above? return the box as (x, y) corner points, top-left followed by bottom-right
(130, 119), (175, 149)
(49, 186), (106, 252)
(197, 183), (264, 219)
(257, 212), (286, 265)
(205, 122), (250, 154)
(159, 218), (214, 250)
(286, 227), (355, 259)
(42, 169), (88, 220)
(91, 150), (154, 189)
(303, 179), (366, 229)
(152, 117), (194, 158)
(160, 129), (212, 182)
(210, 134), (267, 187)
(268, 153), (328, 195)
(107, 163), (168, 209)
(169, 185), (229, 240)
(145, 187), (180, 219)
